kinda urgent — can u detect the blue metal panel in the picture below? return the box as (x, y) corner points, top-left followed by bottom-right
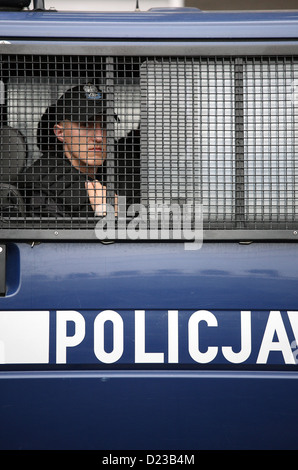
(3, 242), (298, 311)
(0, 370), (298, 449)
(1, 242), (298, 369)
(0, 10), (298, 40)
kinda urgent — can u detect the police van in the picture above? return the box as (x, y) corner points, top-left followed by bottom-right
(0, 0), (298, 450)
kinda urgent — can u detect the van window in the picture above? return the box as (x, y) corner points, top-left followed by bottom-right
(0, 53), (297, 240)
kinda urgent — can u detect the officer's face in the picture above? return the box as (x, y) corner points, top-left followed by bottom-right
(54, 119), (107, 175)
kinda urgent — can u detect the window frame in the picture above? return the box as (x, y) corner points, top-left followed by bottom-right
(0, 42), (297, 242)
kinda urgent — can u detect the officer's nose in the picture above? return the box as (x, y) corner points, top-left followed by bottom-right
(92, 125), (104, 142)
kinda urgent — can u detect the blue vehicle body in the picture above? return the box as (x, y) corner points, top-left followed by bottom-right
(1, 9), (298, 40)
(0, 7), (298, 450)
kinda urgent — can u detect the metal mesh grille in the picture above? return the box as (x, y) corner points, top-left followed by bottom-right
(141, 57), (298, 231)
(0, 54), (297, 239)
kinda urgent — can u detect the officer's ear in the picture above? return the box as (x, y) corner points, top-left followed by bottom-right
(53, 122), (65, 143)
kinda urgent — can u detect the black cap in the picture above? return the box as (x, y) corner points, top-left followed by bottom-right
(55, 84), (117, 123)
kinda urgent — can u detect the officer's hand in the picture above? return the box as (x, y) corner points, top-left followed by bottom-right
(86, 180), (118, 216)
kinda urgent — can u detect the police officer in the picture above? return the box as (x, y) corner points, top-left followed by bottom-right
(21, 83), (139, 218)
